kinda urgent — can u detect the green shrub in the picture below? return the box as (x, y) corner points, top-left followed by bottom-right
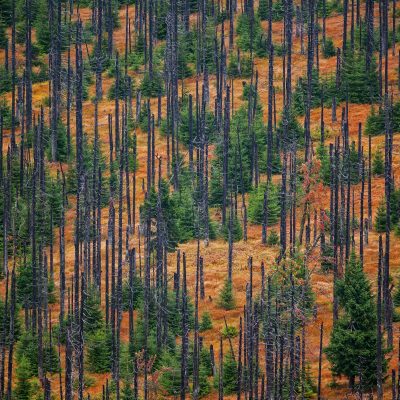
(221, 325), (238, 339)
(267, 230), (279, 245)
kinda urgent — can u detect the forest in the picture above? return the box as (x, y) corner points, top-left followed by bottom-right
(0, 0), (399, 397)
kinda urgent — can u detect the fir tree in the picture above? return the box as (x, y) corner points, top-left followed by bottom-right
(248, 183), (281, 225)
(199, 312), (213, 332)
(325, 253), (386, 389)
(217, 279), (235, 310)
(258, 0), (268, 20)
(322, 37), (336, 58)
(83, 285), (104, 334)
(222, 351), (238, 394)
(86, 329), (113, 373)
(374, 202), (387, 233)
(372, 150), (384, 176)
(14, 356), (32, 400)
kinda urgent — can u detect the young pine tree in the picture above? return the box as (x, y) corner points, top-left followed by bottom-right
(372, 150), (384, 176)
(218, 279), (235, 310)
(325, 253), (386, 389)
(374, 202), (387, 233)
(14, 356), (33, 400)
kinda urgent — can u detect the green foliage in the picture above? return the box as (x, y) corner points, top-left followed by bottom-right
(340, 51), (379, 103)
(221, 325), (238, 339)
(14, 356), (33, 400)
(107, 75), (133, 100)
(140, 71), (164, 97)
(393, 277), (400, 307)
(199, 312), (213, 332)
(292, 69), (335, 116)
(220, 214), (243, 242)
(258, 0), (268, 20)
(159, 352), (181, 396)
(34, 0), (68, 53)
(348, 141), (361, 184)
(86, 329), (113, 373)
(248, 183), (280, 225)
(84, 285), (104, 334)
(222, 352), (238, 394)
(0, 98), (18, 129)
(325, 253), (387, 389)
(16, 332), (59, 377)
(140, 181), (186, 251)
(374, 201), (387, 233)
(66, 134), (109, 205)
(365, 102), (400, 136)
(218, 279), (235, 310)
(122, 273), (144, 311)
(43, 122), (69, 162)
(210, 104), (267, 206)
(126, 51), (145, 72)
(161, 95), (217, 146)
(372, 150), (384, 176)
(257, 0), (285, 21)
(0, 0), (12, 25)
(0, 18), (7, 49)
(227, 51), (252, 78)
(199, 365), (212, 397)
(322, 37), (336, 58)
(236, 13), (266, 55)
(266, 230), (279, 245)
(0, 66), (11, 94)
(0, 298), (21, 343)
(121, 380), (135, 400)
(276, 107), (305, 147)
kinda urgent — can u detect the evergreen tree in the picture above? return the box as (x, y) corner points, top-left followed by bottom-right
(14, 356), (32, 400)
(84, 285), (104, 334)
(325, 253), (386, 389)
(222, 351), (238, 394)
(374, 202), (387, 233)
(86, 329), (113, 373)
(159, 352), (181, 396)
(220, 215), (243, 242)
(248, 183), (281, 225)
(0, 18), (7, 48)
(322, 37), (336, 58)
(372, 150), (384, 176)
(199, 312), (213, 332)
(217, 279), (235, 310)
(258, 0), (268, 20)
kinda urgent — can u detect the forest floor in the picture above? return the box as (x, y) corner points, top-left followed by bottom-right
(1, 1), (400, 399)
